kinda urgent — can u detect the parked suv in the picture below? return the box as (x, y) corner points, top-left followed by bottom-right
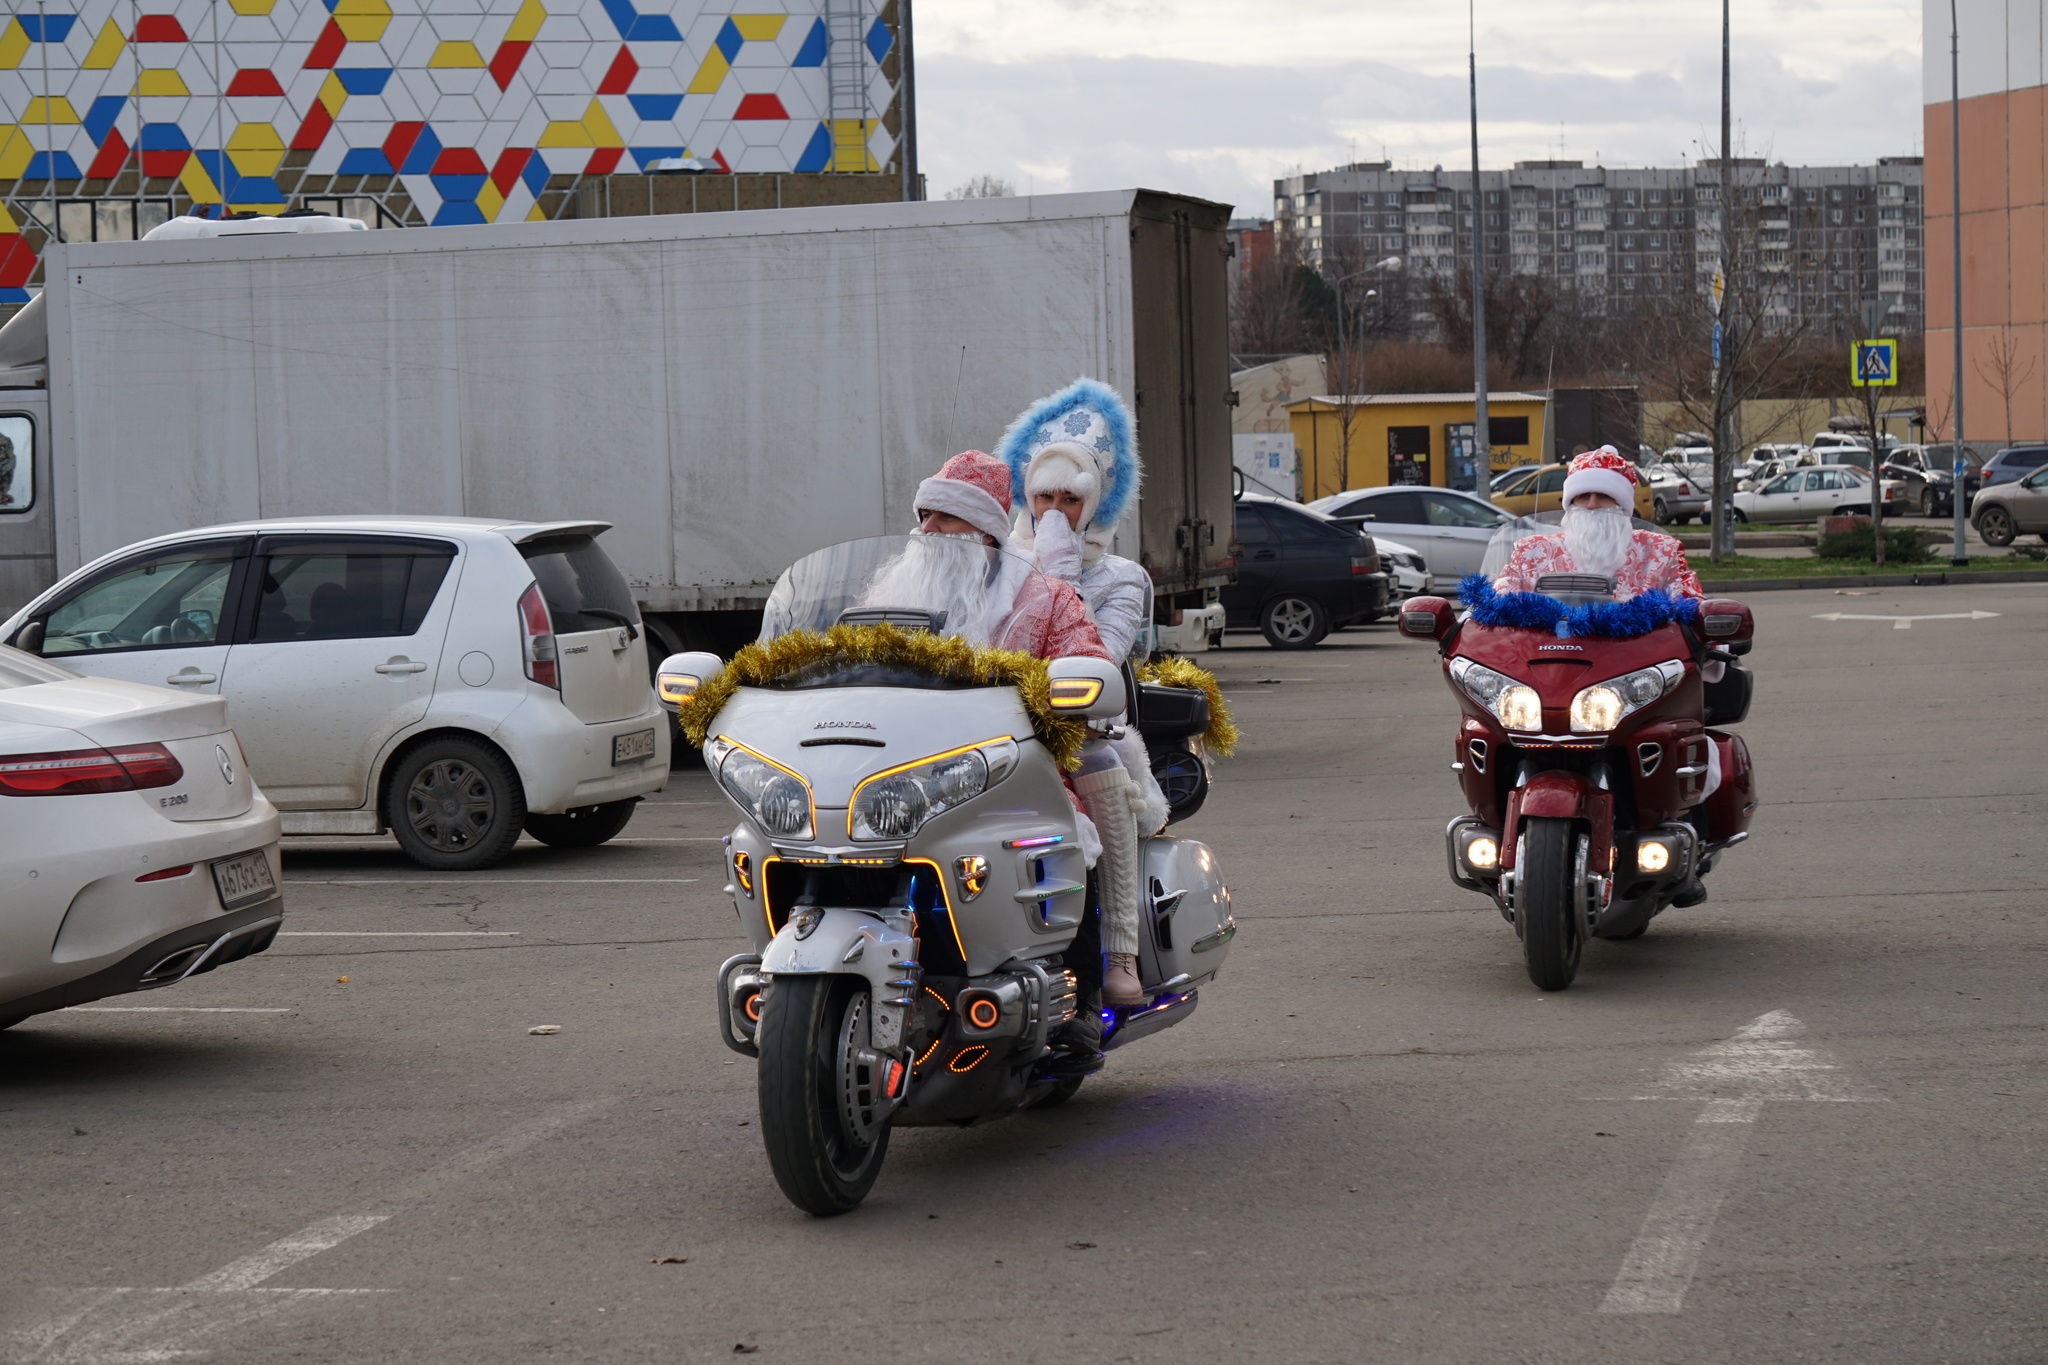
(1978, 446), (2048, 494)
(1883, 444), (1984, 517)
(1971, 464), (2048, 545)
(0, 517), (670, 870)
(1222, 496), (1389, 648)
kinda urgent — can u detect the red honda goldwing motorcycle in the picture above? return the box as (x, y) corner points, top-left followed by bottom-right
(1397, 520), (1759, 990)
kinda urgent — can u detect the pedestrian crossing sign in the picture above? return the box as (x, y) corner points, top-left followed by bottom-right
(1852, 338), (1897, 387)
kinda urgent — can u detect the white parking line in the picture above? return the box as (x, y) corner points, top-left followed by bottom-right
(68, 1006), (293, 1013)
(1598, 1010), (1880, 1315)
(285, 877), (702, 885)
(276, 931), (520, 937)
(8, 1099), (614, 1362)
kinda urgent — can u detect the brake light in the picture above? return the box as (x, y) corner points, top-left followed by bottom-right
(518, 583), (558, 690)
(1352, 556), (1381, 574)
(0, 742), (184, 797)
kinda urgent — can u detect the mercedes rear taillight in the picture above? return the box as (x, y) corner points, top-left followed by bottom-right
(518, 582), (559, 689)
(0, 743), (184, 797)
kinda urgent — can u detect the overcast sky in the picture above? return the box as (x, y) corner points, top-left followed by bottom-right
(915, 0), (1923, 217)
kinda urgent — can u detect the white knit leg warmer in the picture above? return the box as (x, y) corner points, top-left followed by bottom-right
(1074, 764), (1142, 957)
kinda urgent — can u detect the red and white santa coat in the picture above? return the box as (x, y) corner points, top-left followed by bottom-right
(987, 571), (1110, 660)
(1493, 529), (1704, 599)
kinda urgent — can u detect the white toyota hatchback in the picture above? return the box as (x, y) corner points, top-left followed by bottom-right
(0, 644), (283, 1029)
(1, 517), (670, 870)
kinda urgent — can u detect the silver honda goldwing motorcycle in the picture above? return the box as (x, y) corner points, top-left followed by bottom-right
(659, 536), (1234, 1216)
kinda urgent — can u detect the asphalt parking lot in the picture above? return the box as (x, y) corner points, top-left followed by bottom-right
(4, 583), (2044, 1364)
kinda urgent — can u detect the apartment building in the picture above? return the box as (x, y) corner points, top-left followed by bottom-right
(1273, 157), (1924, 337)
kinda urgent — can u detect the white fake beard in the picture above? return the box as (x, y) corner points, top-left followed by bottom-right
(862, 531), (993, 635)
(1560, 505), (1634, 581)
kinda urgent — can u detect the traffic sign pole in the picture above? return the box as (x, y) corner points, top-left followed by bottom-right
(1851, 337), (1897, 566)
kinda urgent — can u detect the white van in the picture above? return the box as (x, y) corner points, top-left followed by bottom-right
(0, 516), (669, 870)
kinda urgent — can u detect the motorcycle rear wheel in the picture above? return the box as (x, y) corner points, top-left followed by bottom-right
(1518, 817), (1582, 990)
(756, 975), (892, 1216)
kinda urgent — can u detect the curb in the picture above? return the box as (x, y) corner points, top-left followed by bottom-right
(1697, 569), (2048, 592)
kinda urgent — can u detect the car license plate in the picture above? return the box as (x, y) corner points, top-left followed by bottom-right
(211, 850), (277, 911)
(613, 729), (657, 765)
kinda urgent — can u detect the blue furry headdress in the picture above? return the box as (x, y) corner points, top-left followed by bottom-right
(1459, 574), (1701, 639)
(995, 378), (1141, 531)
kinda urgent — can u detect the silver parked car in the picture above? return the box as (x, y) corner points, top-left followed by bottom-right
(1645, 467), (1709, 524)
(1307, 486), (1509, 584)
(1729, 465), (1903, 523)
(1972, 464), (2048, 545)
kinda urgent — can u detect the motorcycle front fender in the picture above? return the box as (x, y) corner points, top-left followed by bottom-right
(760, 908), (920, 1053)
(1502, 770), (1614, 875)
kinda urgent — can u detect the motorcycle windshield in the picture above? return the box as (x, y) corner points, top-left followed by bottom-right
(1478, 511), (1673, 606)
(759, 535), (1058, 653)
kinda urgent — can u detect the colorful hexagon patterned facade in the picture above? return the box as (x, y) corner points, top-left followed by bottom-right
(0, 0), (900, 296)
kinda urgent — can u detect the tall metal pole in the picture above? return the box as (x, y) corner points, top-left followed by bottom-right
(1468, 0), (1490, 491)
(1713, 0), (1734, 561)
(1950, 0), (1968, 564)
(899, 0), (919, 201)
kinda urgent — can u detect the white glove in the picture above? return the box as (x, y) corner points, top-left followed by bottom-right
(1034, 509), (1084, 582)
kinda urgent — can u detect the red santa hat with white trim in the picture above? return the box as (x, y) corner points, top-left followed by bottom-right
(1561, 445), (1642, 508)
(913, 450), (1014, 543)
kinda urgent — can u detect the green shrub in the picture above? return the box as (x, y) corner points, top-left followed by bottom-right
(1815, 524), (1932, 563)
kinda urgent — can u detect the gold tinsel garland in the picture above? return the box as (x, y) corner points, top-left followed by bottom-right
(1136, 656), (1239, 757)
(674, 623), (1091, 769)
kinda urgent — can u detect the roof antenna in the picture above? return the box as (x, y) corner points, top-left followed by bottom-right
(946, 343), (968, 453)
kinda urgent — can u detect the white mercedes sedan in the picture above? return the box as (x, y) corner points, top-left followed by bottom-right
(0, 644), (282, 1030)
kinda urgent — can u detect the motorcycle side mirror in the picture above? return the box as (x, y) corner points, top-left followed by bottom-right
(1046, 655), (1127, 719)
(1698, 599), (1754, 645)
(1397, 596), (1457, 641)
(656, 650), (724, 711)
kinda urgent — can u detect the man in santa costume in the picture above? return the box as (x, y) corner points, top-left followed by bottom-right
(1492, 446), (1704, 599)
(864, 448), (1108, 660)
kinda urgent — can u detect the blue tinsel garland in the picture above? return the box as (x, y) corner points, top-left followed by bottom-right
(1458, 574), (1700, 639)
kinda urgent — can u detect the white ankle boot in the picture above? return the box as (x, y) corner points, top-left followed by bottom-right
(1103, 952), (1147, 1007)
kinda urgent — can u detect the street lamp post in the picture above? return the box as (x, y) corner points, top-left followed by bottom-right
(1330, 255), (1404, 494)
(1949, 0), (1968, 565)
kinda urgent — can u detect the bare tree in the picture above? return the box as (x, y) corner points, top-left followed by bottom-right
(1973, 331), (2038, 440)
(944, 175), (1016, 200)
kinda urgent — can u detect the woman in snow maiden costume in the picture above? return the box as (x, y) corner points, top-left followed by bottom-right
(999, 379), (1170, 1009)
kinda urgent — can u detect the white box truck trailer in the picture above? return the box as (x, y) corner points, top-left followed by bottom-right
(0, 190), (1235, 660)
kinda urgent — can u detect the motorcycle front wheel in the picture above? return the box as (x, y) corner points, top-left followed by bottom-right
(756, 975), (893, 1215)
(1518, 816), (1582, 990)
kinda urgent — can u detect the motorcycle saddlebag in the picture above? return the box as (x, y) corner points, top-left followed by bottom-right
(1138, 835), (1234, 990)
(1134, 682), (1210, 739)
(1701, 730), (1757, 840)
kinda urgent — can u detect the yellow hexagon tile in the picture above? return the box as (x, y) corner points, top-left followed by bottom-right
(82, 19), (124, 70)
(22, 97), (80, 124)
(0, 127), (31, 179)
(0, 19), (30, 71)
(137, 69), (190, 98)
(226, 122), (285, 177)
(430, 41), (484, 67)
(505, 0), (547, 44)
(333, 0), (392, 43)
(228, 0), (278, 13)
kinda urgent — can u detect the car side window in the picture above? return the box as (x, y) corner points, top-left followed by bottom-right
(41, 545), (238, 655)
(1233, 504), (1276, 543)
(1761, 474), (1794, 494)
(1536, 467), (1569, 495)
(1814, 471), (1842, 491)
(2025, 467), (2048, 489)
(1354, 491), (1425, 523)
(250, 540), (454, 643)
(1423, 493), (1502, 527)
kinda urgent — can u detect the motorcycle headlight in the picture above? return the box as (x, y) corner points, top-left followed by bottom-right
(850, 738), (1017, 841)
(1569, 662), (1685, 733)
(1450, 657), (1544, 731)
(710, 740), (814, 839)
